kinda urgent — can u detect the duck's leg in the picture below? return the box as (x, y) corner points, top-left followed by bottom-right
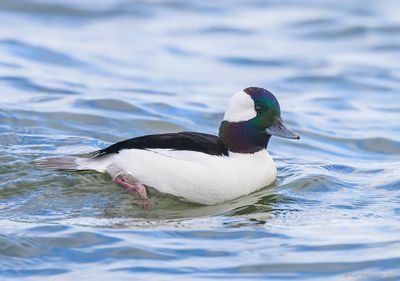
(114, 176), (151, 210)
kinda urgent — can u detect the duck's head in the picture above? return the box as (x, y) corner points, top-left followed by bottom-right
(219, 87), (299, 153)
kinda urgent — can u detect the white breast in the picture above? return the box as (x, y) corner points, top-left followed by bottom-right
(103, 148), (276, 205)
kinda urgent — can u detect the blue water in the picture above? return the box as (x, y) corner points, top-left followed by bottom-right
(1, 1), (400, 280)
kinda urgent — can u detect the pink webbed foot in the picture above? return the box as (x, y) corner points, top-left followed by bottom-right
(114, 176), (152, 210)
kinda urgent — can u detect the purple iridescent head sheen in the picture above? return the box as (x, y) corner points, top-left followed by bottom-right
(244, 87), (280, 112)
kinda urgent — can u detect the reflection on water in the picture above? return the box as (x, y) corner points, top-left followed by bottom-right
(1, 0), (400, 280)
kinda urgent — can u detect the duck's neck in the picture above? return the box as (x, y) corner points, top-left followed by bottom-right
(218, 120), (270, 154)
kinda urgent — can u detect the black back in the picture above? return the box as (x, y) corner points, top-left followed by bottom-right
(92, 131), (228, 157)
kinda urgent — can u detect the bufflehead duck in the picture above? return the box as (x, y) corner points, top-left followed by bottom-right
(37, 87), (299, 206)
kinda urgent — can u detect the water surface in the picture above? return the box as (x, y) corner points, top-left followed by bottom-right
(1, 0), (400, 280)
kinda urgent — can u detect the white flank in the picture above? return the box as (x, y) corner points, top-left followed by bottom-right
(86, 148), (276, 205)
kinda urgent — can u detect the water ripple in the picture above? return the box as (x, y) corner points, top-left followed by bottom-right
(0, 39), (87, 68)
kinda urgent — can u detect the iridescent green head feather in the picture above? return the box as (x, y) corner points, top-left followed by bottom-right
(246, 87), (281, 129)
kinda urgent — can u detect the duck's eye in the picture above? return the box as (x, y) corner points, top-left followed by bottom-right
(255, 105), (262, 114)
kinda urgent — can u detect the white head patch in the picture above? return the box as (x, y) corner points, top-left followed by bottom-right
(223, 90), (256, 122)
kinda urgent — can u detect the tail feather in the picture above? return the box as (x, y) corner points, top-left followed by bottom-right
(36, 156), (89, 171)
(36, 155), (110, 173)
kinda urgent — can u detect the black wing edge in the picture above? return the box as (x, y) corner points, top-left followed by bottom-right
(90, 131), (228, 157)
